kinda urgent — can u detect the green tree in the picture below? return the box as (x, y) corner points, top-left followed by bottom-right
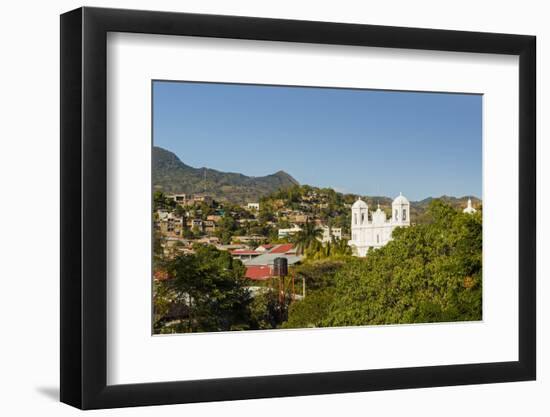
(282, 259), (346, 328)
(292, 220), (323, 255)
(283, 289), (334, 328)
(249, 290), (282, 329)
(174, 204), (186, 218)
(294, 259), (346, 290)
(156, 245), (253, 333)
(153, 191), (176, 211)
(258, 206), (275, 223)
(215, 215), (237, 243)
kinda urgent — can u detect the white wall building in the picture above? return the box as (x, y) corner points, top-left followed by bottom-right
(170, 193), (189, 206)
(463, 198), (477, 214)
(320, 225), (342, 243)
(278, 224), (302, 238)
(348, 193), (410, 257)
(247, 202), (260, 211)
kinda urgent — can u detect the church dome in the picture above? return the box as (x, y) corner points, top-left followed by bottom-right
(392, 193), (409, 205)
(352, 198), (368, 209)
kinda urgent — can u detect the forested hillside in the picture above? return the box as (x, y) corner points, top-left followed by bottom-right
(153, 146), (299, 202)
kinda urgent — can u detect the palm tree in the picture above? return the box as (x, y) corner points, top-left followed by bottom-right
(332, 237), (352, 256)
(292, 220), (322, 255)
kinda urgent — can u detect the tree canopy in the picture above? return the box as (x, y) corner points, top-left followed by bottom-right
(155, 245), (252, 333)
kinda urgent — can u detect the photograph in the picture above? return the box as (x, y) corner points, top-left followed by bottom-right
(151, 81), (483, 334)
(52, 3), (540, 412)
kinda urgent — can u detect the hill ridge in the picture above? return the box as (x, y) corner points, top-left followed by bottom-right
(152, 146), (299, 202)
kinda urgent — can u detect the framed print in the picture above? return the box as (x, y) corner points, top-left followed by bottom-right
(60, 7), (536, 410)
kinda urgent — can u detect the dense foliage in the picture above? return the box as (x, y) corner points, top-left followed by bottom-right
(282, 259), (346, 328)
(154, 245), (252, 333)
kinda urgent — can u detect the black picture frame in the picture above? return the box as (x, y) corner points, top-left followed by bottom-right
(60, 6), (536, 410)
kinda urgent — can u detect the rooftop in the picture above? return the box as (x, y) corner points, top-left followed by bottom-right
(243, 253), (302, 266)
(269, 243), (295, 254)
(231, 250), (261, 255)
(244, 265), (272, 280)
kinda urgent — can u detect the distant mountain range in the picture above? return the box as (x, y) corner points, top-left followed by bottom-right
(153, 146), (481, 209)
(153, 146), (299, 202)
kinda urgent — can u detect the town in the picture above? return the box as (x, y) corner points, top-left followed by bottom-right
(152, 182), (482, 334)
(154, 185), (479, 282)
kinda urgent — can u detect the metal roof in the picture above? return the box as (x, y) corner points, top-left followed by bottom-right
(243, 253), (302, 266)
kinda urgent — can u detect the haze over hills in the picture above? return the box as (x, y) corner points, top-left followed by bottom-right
(153, 146), (481, 210)
(153, 146), (299, 203)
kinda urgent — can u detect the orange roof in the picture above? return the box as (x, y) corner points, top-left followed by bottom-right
(269, 243), (294, 254)
(245, 265), (272, 280)
(259, 244), (275, 249)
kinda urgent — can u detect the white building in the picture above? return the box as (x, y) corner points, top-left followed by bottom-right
(463, 198), (477, 214)
(348, 193), (410, 257)
(278, 225), (302, 238)
(320, 225), (342, 243)
(170, 193), (189, 206)
(247, 202), (260, 211)
(278, 224), (342, 243)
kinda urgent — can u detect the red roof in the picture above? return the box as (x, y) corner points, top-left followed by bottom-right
(259, 244), (275, 250)
(245, 265), (272, 280)
(231, 250), (261, 255)
(269, 243), (294, 254)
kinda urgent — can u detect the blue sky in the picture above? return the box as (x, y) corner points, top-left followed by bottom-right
(153, 81), (482, 201)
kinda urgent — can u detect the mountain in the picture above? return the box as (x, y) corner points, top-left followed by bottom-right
(152, 146), (299, 203)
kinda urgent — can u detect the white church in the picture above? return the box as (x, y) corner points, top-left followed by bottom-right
(463, 198), (477, 214)
(348, 193), (410, 257)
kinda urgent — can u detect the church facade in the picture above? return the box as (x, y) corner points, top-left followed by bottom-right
(348, 193), (410, 257)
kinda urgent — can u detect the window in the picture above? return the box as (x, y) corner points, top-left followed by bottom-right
(395, 209), (398, 221)
(376, 234), (379, 244)
(402, 209), (407, 221)
(354, 214), (357, 225)
(361, 213), (365, 224)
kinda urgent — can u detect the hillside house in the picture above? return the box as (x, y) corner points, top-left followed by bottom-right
(320, 225), (342, 243)
(278, 225), (302, 238)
